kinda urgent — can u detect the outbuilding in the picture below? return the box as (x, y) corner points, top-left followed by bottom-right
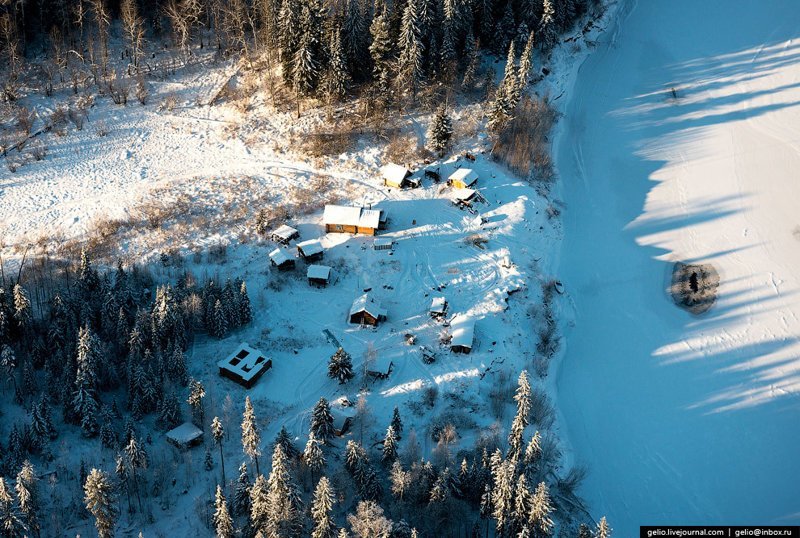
(374, 237), (394, 251)
(270, 224), (299, 245)
(381, 163), (414, 188)
(166, 422), (204, 449)
(430, 296), (448, 319)
(307, 264), (332, 287)
(448, 168), (479, 189)
(269, 247), (296, 271)
(323, 205), (383, 235)
(218, 343), (272, 388)
(349, 293), (387, 326)
(297, 239), (324, 262)
(449, 314), (475, 354)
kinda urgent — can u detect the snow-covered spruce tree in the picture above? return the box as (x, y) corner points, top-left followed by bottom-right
(73, 325), (100, 437)
(512, 473), (531, 534)
(15, 461), (40, 538)
(323, 28), (349, 104)
(279, 0), (302, 84)
(84, 468), (118, 538)
(595, 516), (612, 538)
(213, 485), (234, 538)
(537, 0), (557, 52)
(249, 474), (269, 533)
(310, 397), (335, 443)
(275, 425), (301, 459)
(577, 523), (592, 538)
(462, 30), (479, 88)
(426, 106), (453, 156)
(238, 281), (252, 326)
(389, 460), (409, 500)
(487, 63), (515, 135)
(369, 2), (393, 94)
(0, 476), (25, 537)
(157, 390), (181, 431)
(212, 416), (226, 484)
(266, 443), (305, 536)
(13, 283), (32, 336)
(293, 5), (320, 97)
(242, 396), (262, 474)
(188, 378), (206, 427)
(523, 431), (542, 477)
(397, 0), (424, 99)
(517, 31), (535, 96)
(341, 0), (368, 79)
(491, 457), (516, 536)
(347, 500), (392, 538)
(381, 425), (398, 464)
(212, 299), (228, 339)
(304, 432), (326, 484)
(233, 462), (251, 517)
(529, 481), (554, 536)
(328, 347), (354, 384)
(124, 435), (148, 513)
(310, 476), (337, 538)
(503, 40), (521, 109)
(390, 407), (403, 438)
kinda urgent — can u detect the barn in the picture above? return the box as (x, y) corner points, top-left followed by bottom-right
(269, 247), (296, 270)
(297, 239), (324, 262)
(307, 264), (332, 287)
(270, 224), (299, 245)
(448, 168), (479, 189)
(349, 293), (387, 326)
(323, 205), (383, 235)
(218, 343), (272, 388)
(449, 314), (475, 354)
(381, 163), (414, 188)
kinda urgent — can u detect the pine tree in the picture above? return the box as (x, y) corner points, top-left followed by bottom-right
(188, 379), (206, 427)
(512, 473), (531, 533)
(249, 474), (269, 533)
(293, 5), (320, 97)
(323, 28), (349, 103)
(213, 485), (234, 538)
(310, 397), (335, 442)
(595, 517), (612, 538)
(310, 476), (336, 538)
(537, 0), (557, 51)
(0, 477), (25, 537)
(391, 407), (403, 438)
(275, 426), (301, 459)
(529, 481), (554, 536)
(389, 460), (409, 500)
(233, 462), (251, 517)
(426, 106), (453, 156)
(397, 0), (424, 98)
(124, 435), (147, 513)
(577, 523), (592, 538)
(242, 396), (262, 474)
(342, 0), (367, 78)
(328, 348), (354, 384)
(304, 432), (326, 483)
(266, 443), (304, 536)
(517, 31), (535, 95)
(462, 30), (479, 88)
(381, 425), (398, 463)
(84, 469), (118, 538)
(523, 431), (542, 476)
(491, 458), (516, 536)
(205, 445), (214, 471)
(212, 416), (226, 484)
(12, 284), (32, 334)
(74, 326), (100, 437)
(369, 3), (393, 93)
(238, 282), (252, 326)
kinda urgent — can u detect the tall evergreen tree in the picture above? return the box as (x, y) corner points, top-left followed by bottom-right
(211, 416), (226, 484)
(0, 477), (25, 537)
(369, 2), (393, 93)
(15, 460), (40, 538)
(529, 481), (554, 537)
(397, 0), (424, 98)
(213, 485), (234, 538)
(249, 474), (269, 533)
(310, 476), (337, 538)
(233, 462), (251, 517)
(238, 282), (252, 326)
(537, 0), (557, 51)
(304, 432), (325, 484)
(328, 348), (354, 384)
(391, 407), (403, 438)
(595, 517), (612, 538)
(381, 425), (398, 463)
(84, 469), (118, 538)
(310, 397), (335, 442)
(426, 105), (454, 156)
(73, 326), (100, 437)
(242, 396), (262, 474)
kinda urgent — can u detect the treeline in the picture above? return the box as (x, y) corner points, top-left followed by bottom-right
(0, 0), (598, 104)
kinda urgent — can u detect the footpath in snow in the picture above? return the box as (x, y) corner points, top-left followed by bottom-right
(555, 0), (800, 533)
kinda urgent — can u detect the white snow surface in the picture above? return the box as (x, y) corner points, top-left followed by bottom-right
(555, 0), (800, 532)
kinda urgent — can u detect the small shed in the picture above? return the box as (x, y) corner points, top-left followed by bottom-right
(430, 296), (448, 319)
(218, 343), (272, 388)
(271, 224), (299, 245)
(452, 188), (478, 203)
(269, 247), (295, 271)
(297, 239), (324, 262)
(450, 314), (475, 354)
(349, 293), (387, 326)
(374, 237), (394, 251)
(323, 205), (383, 235)
(307, 264), (332, 287)
(381, 163), (414, 188)
(448, 168), (479, 189)
(166, 422), (204, 449)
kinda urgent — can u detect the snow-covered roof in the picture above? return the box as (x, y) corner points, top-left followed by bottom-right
(449, 168), (478, 186)
(374, 237), (394, 248)
(430, 296), (447, 314)
(166, 422), (203, 445)
(307, 264), (332, 281)
(450, 314), (475, 349)
(381, 163), (411, 184)
(323, 205), (381, 229)
(452, 188), (477, 201)
(269, 247), (294, 266)
(271, 224), (298, 241)
(297, 239), (324, 257)
(218, 343), (271, 382)
(349, 293), (386, 319)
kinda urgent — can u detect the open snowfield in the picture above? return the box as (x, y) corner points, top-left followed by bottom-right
(556, 0), (800, 532)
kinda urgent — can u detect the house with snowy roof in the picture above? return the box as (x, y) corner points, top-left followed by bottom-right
(270, 224), (299, 245)
(323, 205), (383, 235)
(381, 163), (419, 189)
(307, 264), (332, 287)
(349, 293), (387, 326)
(449, 314), (475, 354)
(218, 343), (272, 388)
(297, 239), (324, 262)
(269, 247), (295, 271)
(448, 168), (479, 189)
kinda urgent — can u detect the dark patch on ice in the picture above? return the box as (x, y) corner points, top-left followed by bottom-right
(670, 262), (719, 315)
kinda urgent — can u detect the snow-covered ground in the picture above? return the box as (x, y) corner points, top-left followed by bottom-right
(555, 0), (800, 532)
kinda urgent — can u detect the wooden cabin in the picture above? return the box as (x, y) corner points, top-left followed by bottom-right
(430, 296), (448, 319)
(307, 264), (332, 287)
(449, 314), (475, 354)
(269, 247), (295, 271)
(349, 293), (387, 326)
(270, 224), (299, 245)
(381, 163), (415, 188)
(218, 343), (272, 388)
(166, 422), (204, 449)
(297, 239), (324, 262)
(448, 168), (479, 189)
(374, 237), (394, 251)
(323, 205), (383, 235)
